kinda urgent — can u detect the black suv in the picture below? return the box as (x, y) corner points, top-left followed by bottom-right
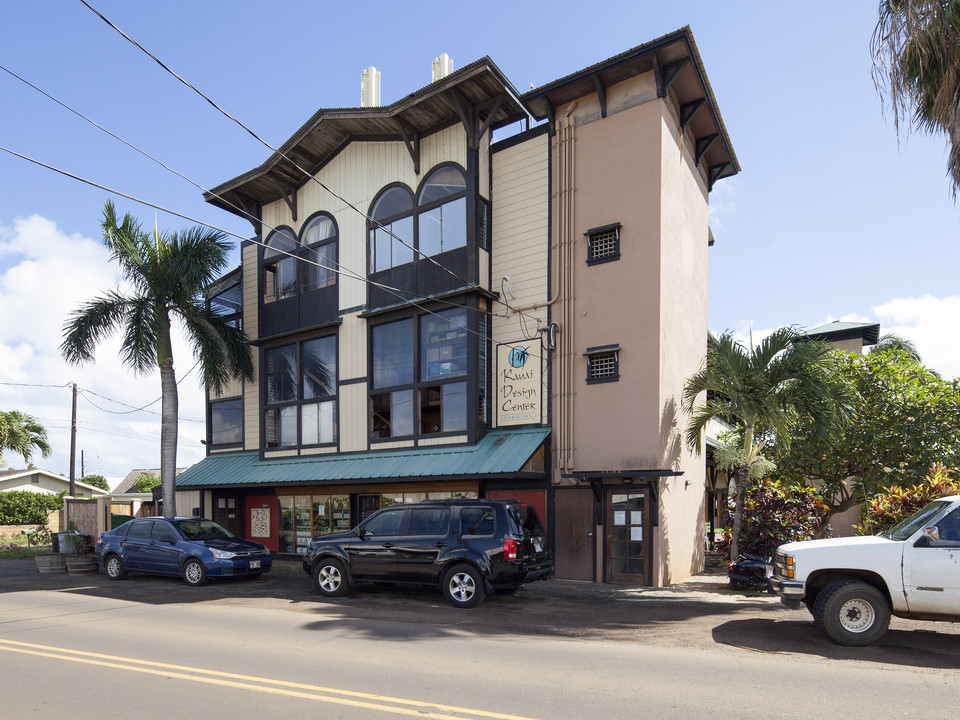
(301, 499), (553, 607)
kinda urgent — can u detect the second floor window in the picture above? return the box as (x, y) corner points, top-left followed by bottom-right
(370, 307), (469, 439)
(264, 335), (337, 448)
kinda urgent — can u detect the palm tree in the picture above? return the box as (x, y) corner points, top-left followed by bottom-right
(869, 333), (923, 362)
(0, 410), (51, 464)
(683, 329), (848, 559)
(873, 0), (960, 198)
(61, 201), (252, 519)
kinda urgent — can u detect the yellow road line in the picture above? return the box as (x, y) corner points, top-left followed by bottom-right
(0, 638), (539, 720)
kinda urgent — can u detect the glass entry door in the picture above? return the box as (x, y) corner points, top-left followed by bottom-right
(606, 489), (650, 585)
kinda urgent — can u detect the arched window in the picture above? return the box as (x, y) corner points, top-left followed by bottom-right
(369, 185), (414, 273)
(417, 165), (466, 257)
(262, 227), (298, 303)
(299, 213), (338, 293)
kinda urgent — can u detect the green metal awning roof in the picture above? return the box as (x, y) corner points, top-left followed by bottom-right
(175, 427), (550, 489)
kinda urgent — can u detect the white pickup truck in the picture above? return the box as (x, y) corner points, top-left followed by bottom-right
(769, 495), (960, 645)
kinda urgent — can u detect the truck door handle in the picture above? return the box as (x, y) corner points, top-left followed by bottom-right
(434, 542), (448, 548)
(382, 542), (394, 548)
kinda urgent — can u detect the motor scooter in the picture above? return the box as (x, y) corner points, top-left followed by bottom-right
(727, 551), (772, 591)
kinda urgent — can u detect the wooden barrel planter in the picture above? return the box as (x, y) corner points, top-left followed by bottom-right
(65, 555), (98, 575)
(36, 554), (67, 574)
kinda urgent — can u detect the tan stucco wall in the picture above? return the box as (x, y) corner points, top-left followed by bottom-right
(549, 72), (711, 586)
(654, 102), (710, 585)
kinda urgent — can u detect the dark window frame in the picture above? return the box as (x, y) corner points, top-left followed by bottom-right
(262, 226), (299, 303)
(298, 211), (339, 294)
(368, 304), (477, 442)
(209, 397), (244, 448)
(262, 333), (339, 451)
(367, 163), (468, 275)
(585, 222), (621, 266)
(584, 344), (621, 384)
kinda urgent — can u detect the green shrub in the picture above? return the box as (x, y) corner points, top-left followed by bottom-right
(80, 474), (109, 491)
(716, 479), (829, 557)
(857, 464), (960, 535)
(0, 490), (63, 524)
(133, 474), (161, 493)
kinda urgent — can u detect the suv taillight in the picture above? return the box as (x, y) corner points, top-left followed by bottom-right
(504, 538), (517, 560)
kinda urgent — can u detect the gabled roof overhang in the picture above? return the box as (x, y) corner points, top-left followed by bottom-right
(522, 26), (739, 191)
(204, 57), (528, 224)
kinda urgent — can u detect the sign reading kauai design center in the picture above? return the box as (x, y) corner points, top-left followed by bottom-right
(497, 341), (541, 426)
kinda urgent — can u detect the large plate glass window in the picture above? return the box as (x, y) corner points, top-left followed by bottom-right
(264, 336), (337, 449)
(210, 399), (242, 445)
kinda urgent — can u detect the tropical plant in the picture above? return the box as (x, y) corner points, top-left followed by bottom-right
(0, 410), (51, 464)
(61, 201), (252, 519)
(683, 328), (849, 559)
(873, 0), (960, 199)
(869, 333), (922, 362)
(80, 474), (109, 491)
(856, 464), (960, 535)
(133, 474), (161, 493)
(776, 349), (960, 531)
(714, 478), (828, 557)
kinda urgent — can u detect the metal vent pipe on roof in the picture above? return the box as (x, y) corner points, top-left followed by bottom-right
(361, 66), (381, 107)
(432, 53), (454, 82)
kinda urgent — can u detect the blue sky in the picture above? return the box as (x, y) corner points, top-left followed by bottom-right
(1, 1), (958, 481)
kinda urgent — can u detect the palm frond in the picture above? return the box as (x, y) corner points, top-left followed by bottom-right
(60, 291), (131, 364)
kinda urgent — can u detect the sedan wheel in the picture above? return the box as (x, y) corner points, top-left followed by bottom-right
(442, 564), (486, 608)
(105, 554), (126, 580)
(313, 558), (349, 597)
(182, 558), (209, 587)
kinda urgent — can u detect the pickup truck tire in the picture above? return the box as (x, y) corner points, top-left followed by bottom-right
(814, 580), (890, 646)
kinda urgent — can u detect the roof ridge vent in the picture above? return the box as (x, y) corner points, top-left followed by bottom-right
(361, 66), (381, 107)
(431, 53), (454, 82)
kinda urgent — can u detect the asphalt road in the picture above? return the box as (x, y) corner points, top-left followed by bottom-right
(2, 560), (960, 719)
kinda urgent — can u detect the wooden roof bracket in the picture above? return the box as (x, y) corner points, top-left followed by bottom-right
(593, 76), (607, 118)
(708, 162), (730, 192)
(679, 98), (705, 132)
(660, 58), (688, 97)
(477, 94), (506, 143)
(394, 117), (421, 175)
(450, 88), (479, 150)
(267, 174), (297, 222)
(233, 191), (262, 236)
(695, 133), (719, 166)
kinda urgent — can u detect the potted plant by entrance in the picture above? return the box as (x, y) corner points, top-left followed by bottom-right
(32, 525), (66, 574)
(64, 533), (97, 575)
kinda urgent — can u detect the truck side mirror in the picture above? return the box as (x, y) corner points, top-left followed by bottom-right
(922, 526), (940, 543)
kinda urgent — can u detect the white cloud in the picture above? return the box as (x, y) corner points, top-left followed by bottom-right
(0, 215), (207, 485)
(873, 295), (960, 379)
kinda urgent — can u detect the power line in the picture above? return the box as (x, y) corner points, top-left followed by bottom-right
(1, 144), (546, 361)
(76, 0), (522, 305)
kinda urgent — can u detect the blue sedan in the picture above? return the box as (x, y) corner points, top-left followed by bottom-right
(95, 517), (272, 586)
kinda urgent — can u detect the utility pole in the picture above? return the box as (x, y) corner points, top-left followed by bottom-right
(69, 383), (77, 496)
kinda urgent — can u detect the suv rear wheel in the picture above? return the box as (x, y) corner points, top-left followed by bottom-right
(314, 558), (350, 597)
(442, 564), (486, 608)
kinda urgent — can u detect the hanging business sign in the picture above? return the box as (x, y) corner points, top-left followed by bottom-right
(497, 340), (542, 426)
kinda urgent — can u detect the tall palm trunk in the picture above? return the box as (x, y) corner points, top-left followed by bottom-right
(730, 465), (749, 559)
(160, 359), (178, 519)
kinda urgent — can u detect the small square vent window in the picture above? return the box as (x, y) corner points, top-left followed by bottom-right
(585, 223), (621, 265)
(584, 345), (620, 384)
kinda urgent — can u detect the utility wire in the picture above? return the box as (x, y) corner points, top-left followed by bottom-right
(77, 0), (530, 307)
(0, 144), (547, 361)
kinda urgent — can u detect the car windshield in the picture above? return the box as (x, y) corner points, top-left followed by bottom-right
(881, 501), (951, 541)
(173, 519), (236, 541)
